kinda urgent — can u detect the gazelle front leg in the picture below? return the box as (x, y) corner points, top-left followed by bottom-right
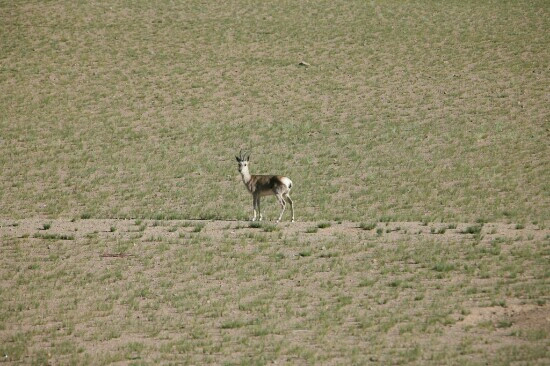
(252, 194), (263, 221)
(257, 195), (263, 221)
(251, 195), (258, 221)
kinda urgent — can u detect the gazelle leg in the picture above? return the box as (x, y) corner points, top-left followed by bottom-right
(252, 195), (258, 221)
(284, 193), (294, 222)
(276, 194), (286, 223)
(257, 196), (263, 221)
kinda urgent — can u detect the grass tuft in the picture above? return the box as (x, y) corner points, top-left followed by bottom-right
(249, 222), (262, 229)
(33, 233), (75, 240)
(432, 262), (455, 272)
(430, 227), (446, 234)
(360, 222), (377, 231)
(192, 224), (205, 233)
(263, 224), (278, 232)
(461, 225), (482, 235)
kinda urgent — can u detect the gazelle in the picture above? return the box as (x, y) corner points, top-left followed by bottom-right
(236, 150), (294, 223)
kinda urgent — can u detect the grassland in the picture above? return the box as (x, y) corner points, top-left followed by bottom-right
(1, 0), (549, 364)
(1, 0), (548, 223)
(1, 219), (549, 364)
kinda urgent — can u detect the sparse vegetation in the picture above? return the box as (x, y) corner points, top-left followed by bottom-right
(0, 0), (548, 364)
(1, 219), (548, 364)
(0, 1), (546, 225)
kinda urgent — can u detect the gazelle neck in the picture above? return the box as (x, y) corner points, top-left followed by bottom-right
(240, 166), (251, 185)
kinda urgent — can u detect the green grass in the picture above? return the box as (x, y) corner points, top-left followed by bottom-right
(0, 0), (548, 224)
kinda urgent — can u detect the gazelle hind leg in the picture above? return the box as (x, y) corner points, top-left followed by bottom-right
(275, 194), (286, 223)
(284, 193), (294, 222)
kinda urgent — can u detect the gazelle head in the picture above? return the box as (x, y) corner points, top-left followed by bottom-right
(236, 150), (250, 174)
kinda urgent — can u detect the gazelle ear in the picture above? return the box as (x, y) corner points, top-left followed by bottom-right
(245, 153), (250, 161)
(235, 156), (240, 162)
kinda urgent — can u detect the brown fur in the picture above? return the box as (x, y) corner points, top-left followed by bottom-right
(237, 153), (294, 222)
(245, 175), (288, 196)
